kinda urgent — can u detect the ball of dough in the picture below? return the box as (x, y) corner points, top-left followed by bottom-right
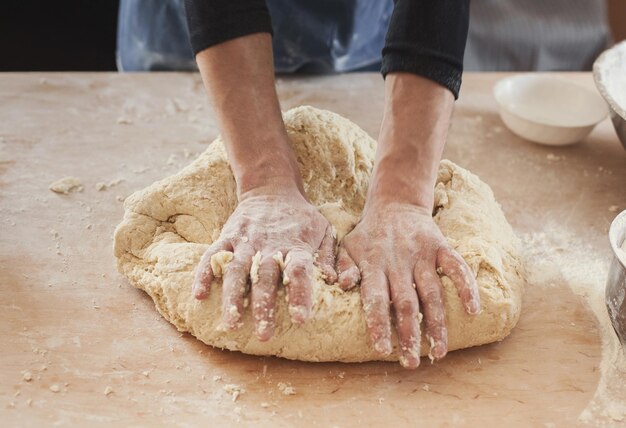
(113, 106), (525, 363)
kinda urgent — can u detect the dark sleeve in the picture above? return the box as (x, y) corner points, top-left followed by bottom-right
(183, 0), (273, 55)
(381, 0), (470, 99)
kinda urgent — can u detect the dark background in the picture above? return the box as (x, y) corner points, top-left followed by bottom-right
(0, 1), (624, 72)
(0, 1), (119, 71)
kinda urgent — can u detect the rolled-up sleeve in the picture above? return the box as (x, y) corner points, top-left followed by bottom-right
(381, 0), (470, 99)
(184, 0), (273, 55)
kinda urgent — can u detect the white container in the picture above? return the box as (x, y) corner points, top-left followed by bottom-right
(593, 40), (626, 152)
(493, 74), (608, 146)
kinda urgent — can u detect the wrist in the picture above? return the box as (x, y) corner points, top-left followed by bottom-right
(232, 137), (305, 199)
(366, 157), (435, 210)
(238, 170), (304, 200)
(364, 72), (454, 211)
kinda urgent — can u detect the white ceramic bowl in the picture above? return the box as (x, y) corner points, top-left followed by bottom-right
(493, 74), (608, 146)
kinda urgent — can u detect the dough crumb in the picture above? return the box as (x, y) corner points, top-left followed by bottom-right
(142, 370), (151, 377)
(213, 375), (222, 382)
(116, 116), (133, 125)
(49, 384), (60, 393)
(210, 251), (233, 277)
(277, 382), (296, 396)
(427, 336), (436, 364)
(49, 177), (83, 194)
(223, 384), (245, 402)
(96, 178), (124, 191)
(422, 383), (430, 392)
(104, 386), (114, 396)
(261, 402), (270, 408)
(250, 251), (262, 284)
(546, 153), (563, 162)
(608, 205), (620, 213)
(272, 251), (285, 270)
(23, 371), (33, 382)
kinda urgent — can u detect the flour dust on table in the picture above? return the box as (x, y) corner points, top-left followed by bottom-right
(113, 106), (525, 363)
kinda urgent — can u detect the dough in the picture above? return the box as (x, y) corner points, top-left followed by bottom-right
(113, 106), (525, 363)
(49, 176), (83, 194)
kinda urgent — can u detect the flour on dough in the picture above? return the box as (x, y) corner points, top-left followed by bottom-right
(49, 176), (83, 194)
(113, 106), (525, 363)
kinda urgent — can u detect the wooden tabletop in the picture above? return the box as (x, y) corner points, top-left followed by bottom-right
(1, 72), (625, 427)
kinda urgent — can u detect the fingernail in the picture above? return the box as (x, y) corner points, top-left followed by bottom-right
(223, 304), (241, 329)
(288, 305), (309, 324)
(256, 320), (272, 341)
(323, 266), (338, 284)
(399, 355), (418, 369)
(427, 336), (447, 362)
(400, 346), (420, 369)
(433, 341), (447, 359)
(374, 338), (392, 356)
(193, 285), (206, 300)
(467, 298), (481, 315)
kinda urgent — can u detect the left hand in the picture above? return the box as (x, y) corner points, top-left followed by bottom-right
(337, 201), (481, 369)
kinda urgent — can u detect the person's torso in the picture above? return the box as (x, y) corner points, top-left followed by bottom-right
(116, 0), (610, 73)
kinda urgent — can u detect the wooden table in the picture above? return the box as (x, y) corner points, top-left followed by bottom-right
(1, 72), (625, 427)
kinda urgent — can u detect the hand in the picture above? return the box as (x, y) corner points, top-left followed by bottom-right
(192, 185), (337, 341)
(337, 201), (480, 369)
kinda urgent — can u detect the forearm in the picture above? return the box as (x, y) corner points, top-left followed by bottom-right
(195, 33), (303, 197)
(366, 72), (454, 210)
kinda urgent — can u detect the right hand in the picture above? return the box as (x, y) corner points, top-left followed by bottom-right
(192, 184), (337, 341)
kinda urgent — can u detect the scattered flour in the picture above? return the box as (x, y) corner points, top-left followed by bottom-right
(277, 382), (296, 396)
(223, 384), (245, 402)
(522, 224), (626, 425)
(95, 178), (124, 191)
(546, 153), (564, 162)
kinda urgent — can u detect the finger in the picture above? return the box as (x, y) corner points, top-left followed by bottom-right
(251, 255), (280, 341)
(388, 272), (421, 369)
(283, 249), (315, 323)
(359, 261), (392, 356)
(315, 225), (338, 284)
(221, 244), (255, 330)
(192, 240), (231, 300)
(414, 258), (447, 361)
(336, 247), (360, 290)
(438, 247), (480, 315)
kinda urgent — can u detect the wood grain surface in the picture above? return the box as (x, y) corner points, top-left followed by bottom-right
(1, 72), (625, 427)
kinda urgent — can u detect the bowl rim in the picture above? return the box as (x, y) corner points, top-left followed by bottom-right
(593, 40), (626, 121)
(609, 209), (626, 270)
(493, 73), (608, 128)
